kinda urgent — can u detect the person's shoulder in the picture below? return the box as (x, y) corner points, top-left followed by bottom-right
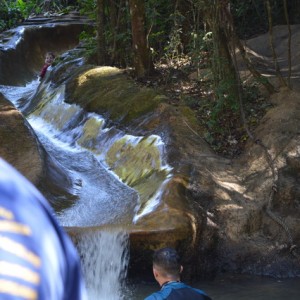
(175, 282), (212, 300)
(187, 285), (212, 300)
(144, 291), (165, 300)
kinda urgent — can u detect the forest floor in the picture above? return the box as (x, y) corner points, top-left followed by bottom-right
(134, 24), (300, 158)
(135, 56), (272, 158)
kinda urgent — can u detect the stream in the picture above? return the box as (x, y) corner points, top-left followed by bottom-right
(0, 78), (165, 299)
(1, 68), (299, 300)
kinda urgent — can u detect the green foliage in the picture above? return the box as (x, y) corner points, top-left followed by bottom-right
(0, 19), (5, 31)
(0, 0), (23, 30)
(106, 29), (132, 67)
(197, 80), (271, 157)
(0, 0), (80, 32)
(196, 76), (241, 155)
(16, 0), (26, 15)
(77, 0), (96, 19)
(145, 0), (174, 59)
(0, 1), (24, 31)
(79, 30), (97, 57)
(183, 96), (201, 110)
(216, 79), (239, 111)
(163, 20), (184, 63)
(104, 3), (132, 67)
(188, 31), (212, 70)
(164, 27), (183, 62)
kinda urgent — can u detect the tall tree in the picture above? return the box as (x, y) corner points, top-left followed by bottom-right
(109, 0), (126, 65)
(96, 0), (106, 65)
(283, 0), (292, 88)
(128, 0), (153, 78)
(223, 2), (275, 94)
(202, 0), (239, 105)
(265, 0), (287, 87)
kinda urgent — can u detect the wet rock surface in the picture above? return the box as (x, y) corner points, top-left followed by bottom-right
(0, 93), (43, 184)
(0, 14), (93, 85)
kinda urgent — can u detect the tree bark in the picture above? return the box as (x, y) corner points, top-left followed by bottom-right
(235, 39), (275, 94)
(283, 0), (292, 88)
(265, 0), (287, 87)
(128, 0), (153, 78)
(204, 1), (239, 103)
(96, 0), (105, 65)
(110, 0), (124, 65)
(222, 3), (275, 94)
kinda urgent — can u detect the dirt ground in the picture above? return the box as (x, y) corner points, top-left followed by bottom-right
(138, 25), (300, 159)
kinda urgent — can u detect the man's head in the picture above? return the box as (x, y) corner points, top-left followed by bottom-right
(152, 247), (183, 284)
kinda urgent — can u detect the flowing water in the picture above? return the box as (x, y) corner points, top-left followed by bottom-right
(0, 80), (135, 298)
(1, 78), (300, 300)
(78, 230), (129, 300)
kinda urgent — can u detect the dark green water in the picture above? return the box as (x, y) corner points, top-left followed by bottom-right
(127, 274), (300, 299)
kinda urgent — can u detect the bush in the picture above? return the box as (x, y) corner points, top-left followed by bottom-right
(0, 4), (23, 32)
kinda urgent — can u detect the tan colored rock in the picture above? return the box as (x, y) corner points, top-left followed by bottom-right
(0, 93), (43, 184)
(65, 66), (166, 124)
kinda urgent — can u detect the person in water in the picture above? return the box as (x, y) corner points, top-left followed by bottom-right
(0, 158), (87, 299)
(145, 247), (212, 300)
(39, 51), (55, 80)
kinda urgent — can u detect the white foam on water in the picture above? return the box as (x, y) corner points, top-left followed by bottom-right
(77, 230), (129, 300)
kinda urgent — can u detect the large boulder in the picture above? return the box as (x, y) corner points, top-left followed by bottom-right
(60, 66), (205, 278)
(0, 92), (82, 208)
(0, 93), (43, 184)
(64, 66), (166, 123)
(60, 61), (300, 278)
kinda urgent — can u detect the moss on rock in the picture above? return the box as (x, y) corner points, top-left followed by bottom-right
(65, 66), (166, 124)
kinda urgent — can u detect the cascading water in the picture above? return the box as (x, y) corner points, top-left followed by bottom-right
(0, 81), (133, 299)
(0, 76), (172, 299)
(78, 230), (129, 300)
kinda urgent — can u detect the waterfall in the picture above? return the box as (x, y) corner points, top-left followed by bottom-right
(0, 81), (134, 298)
(0, 72), (171, 299)
(78, 230), (129, 300)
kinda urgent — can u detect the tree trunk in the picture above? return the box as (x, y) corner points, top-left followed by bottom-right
(204, 1), (239, 103)
(235, 39), (275, 94)
(265, 0), (287, 87)
(128, 0), (153, 78)
(110, 0), (124, 65)
(283, 0), (292, 88)
(222, 3), (275, 94)
(96, 0), (105, 65)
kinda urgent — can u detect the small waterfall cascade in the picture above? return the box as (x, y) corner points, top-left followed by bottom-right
(78, 230), (129, 300)
(0, 80), (135, 299)
(0, 21), (176, 299)
(0, 73), (172, 299)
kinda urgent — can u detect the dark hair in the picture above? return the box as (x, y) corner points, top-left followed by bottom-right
(152, 247), (181, 276)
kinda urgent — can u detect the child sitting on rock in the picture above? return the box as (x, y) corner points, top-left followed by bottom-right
(39, 52), (55, 81)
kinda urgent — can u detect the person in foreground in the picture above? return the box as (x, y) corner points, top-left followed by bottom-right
(145, 247), (212, 300)
(0, 158), (87, 299)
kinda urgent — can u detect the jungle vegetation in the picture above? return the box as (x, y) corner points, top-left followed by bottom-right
(1, 0), (299, 156)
